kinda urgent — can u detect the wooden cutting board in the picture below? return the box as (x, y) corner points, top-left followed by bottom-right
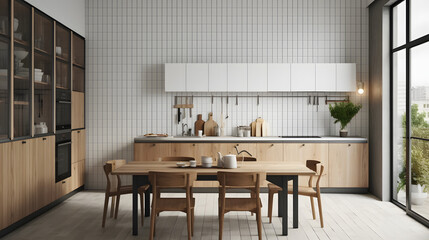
(250, 121), (257, 136)
(255, 118), (264, 137)
(262, 120), (269, 136)
(204, 113), (218, 136)
(194, 114), (205, 135)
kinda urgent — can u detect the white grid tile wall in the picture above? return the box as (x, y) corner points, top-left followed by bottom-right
(85, 0), (369, 189)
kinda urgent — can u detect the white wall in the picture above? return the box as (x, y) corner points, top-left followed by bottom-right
(86, 0), (369, 189)
(24, 0), (85, 36)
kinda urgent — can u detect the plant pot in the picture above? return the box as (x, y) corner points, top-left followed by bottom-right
(339, 130), (348, 137)
(411, 184), (428, 205)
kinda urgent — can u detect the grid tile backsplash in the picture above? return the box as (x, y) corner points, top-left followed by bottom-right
(85, 0), (369, 189)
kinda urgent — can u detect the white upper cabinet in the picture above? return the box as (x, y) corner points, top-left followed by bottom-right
(336, 63), (356, 92)
(208, 64), (228, 92)
(165, 63), (186, 92)
(186, 64), (209, 92)
(315, 64), (336, 91)
(165, 63), (356, 92)
(227, 63), (247, 92)
(248, 63), (267, 92)
(267, 63), (291, 91)
(291, 63), (316, 91)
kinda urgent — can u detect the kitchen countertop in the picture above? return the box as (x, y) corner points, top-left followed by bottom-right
(134, 136), (368, 143)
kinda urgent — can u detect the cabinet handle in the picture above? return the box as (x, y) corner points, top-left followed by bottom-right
(22, 141), (26, 144)
(152, 144), (156, 147)
(348, 144), (351, 147)
(271, 144), (274, 147)
(192, 144), (195, 146)
(43, 137), (47, 141)
(77, 130), (80, 133)
(236, 144), (239, 146)
(62, 181), (66, 184)
(302, 144), (305, 147)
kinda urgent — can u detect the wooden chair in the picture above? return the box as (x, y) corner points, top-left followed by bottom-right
(148, 171), (197, 240)
(217, 171), (264, 240)
(267, 160), (325, 227)
(102, 160), (149, 228)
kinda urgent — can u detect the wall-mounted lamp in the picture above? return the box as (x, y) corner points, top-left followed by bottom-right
(357, 81), (364, 95)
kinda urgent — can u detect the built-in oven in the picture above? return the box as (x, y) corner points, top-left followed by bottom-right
(56, 131), (71, 182)
(56, 89), (71, 131)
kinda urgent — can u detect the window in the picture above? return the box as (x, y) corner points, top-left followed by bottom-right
(391, 0), (429, 226)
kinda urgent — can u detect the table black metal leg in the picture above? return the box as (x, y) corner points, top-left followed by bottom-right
(281, 176), (288, 236)
(145, 186), (151, 217)
(132, 175), (138, 236)
(293, 175), (298, 228)
(278, 191), (284, 217)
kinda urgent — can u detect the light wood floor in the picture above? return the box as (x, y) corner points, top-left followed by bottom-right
(3, 191), (429, 240)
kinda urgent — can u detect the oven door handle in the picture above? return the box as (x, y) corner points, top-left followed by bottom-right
(57, 101), (71, 104)
(57, 142), (72, 147)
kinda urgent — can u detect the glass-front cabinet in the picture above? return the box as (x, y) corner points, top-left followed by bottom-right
(34, 11), (53, 135)
(0, 0), (84, 141)
(0, 0), (10, 140)
(55, 24), (70, 90)
(72, 34), (84, 92)
(13, 0), (31, 138)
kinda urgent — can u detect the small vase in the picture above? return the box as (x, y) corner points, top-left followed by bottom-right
(339, 130), (348, 137)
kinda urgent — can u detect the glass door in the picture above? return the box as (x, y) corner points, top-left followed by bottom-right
(0, 0), (10, 140)
(34, 11), (53, 135)
(13, 0), (31, 138)
(391, 0), (429, 226)
(55, 23), (70, 90)
(72, 34), (84, 93)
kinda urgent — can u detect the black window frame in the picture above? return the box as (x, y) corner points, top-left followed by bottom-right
(390, 0), (429, 228)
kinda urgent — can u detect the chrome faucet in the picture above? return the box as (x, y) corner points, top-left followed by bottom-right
(182, 123), (189, 136)
(235, 145), (252, 157)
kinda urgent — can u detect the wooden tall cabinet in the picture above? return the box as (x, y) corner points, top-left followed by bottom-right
(0, 142), (12, 229)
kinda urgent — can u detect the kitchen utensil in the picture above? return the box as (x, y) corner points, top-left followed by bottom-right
(217, 152), (237, 169)
(34, 122), (48, 134)
(197, 130), (203, 137)
(244, 129), (251, 137)
(204, 112), (218, 136)
(189, 160), (197, 168)
(194, 114), (205, 135)
(56, 46), (62, 55)
(14, 50), (28, 61)
(214, 126), (221, 136)
(220, 97), (225, 136)
(201, 156), (213, 168)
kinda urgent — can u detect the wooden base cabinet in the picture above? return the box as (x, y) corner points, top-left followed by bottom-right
(0, 142), (12, 229)
(284, 143), (329, 187)
(134, 143), (171, 161)
(72, 91), (85, 130)
(328, 143), (369, 188)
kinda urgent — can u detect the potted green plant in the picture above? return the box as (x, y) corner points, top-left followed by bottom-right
(397, 104), (429, 204)
(328, 102), (362, 137)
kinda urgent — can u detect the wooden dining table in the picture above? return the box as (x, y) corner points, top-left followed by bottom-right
(112, 161), (315, 236)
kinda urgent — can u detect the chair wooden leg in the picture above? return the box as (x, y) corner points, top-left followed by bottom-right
(268, 191), (274, 223)
(149, 205), (157, 240)
(310, 196), (316, 220)
(250, 192), (255, 216)
(110, 195), (116, 218)
(191, 208), (195, 236)
(140, 193), (144, 226)
(317, 195), (324, 228)
(187, 206), (192, 240)
(256, 207), (263, 240)
(114, 194), (121, 219)
(102, 194), (109, 228)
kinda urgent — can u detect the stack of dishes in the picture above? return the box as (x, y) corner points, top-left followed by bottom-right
(16, 67), (29, 77)
(34, 68), (44, 82)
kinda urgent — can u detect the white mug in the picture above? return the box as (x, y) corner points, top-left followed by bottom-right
(189, 160), (196, 168)
(197, 130), (203, 137)
(201, 156), (212, 168)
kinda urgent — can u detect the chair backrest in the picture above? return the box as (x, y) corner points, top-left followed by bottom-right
(306, 160), (324, 188)
(149, 171), (197, 190)
(159, 156), (195, 162)
(103, 160), (126, 193)
(217, 171), (263, 190)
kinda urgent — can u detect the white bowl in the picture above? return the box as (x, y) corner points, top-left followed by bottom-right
(34, 74), (43, 82)
(14, 18), (18, 32)
(176, 162), (187, 168)
(14, 50), (28, 61)
(202, 163), (212, 168)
